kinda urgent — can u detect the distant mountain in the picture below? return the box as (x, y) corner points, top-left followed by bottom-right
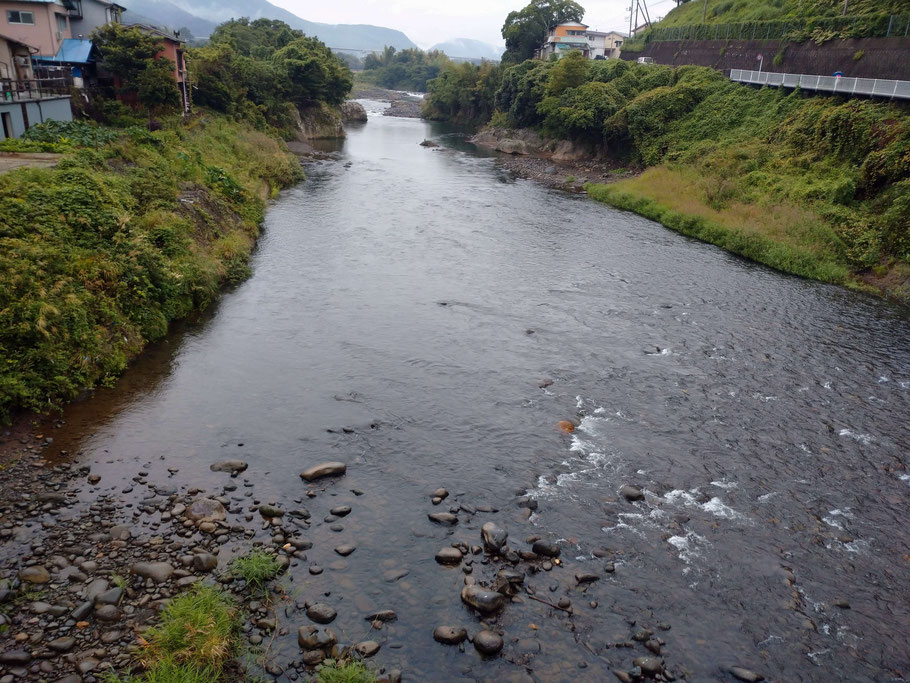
(430, 38), (503, 61)
(118, 0), (416, 50)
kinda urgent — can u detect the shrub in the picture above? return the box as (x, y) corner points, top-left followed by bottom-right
(230, 548), (282, 591)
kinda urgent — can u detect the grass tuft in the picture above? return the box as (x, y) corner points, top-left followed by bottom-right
(230, 548), (283, 592)
(317, 659), (376, 683)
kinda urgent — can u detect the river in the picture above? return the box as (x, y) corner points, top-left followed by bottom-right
(39, 103), (910, 681)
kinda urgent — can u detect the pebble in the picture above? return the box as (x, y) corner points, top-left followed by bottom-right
(47, 636), (76, 652)
(210, 459), (248, 474)
(309, 565), (323, 575)
(473, 630), (504, 655)
(193, 553), (218, 572)
(185, 498), (226, 523)
(299, 462), (347, 481)
(435, 547), (463, 565)
(334, 545), (356, 557)
(532, 539), (560, 558)
(94, 587), (124, 606)
(355, 640), (380, 657)
(306, 603), (337, 624)
(433, 488), (449, 499)
(0, 651), (30, 665)
(366, 610), (397, 623)
(132, 561), (175, 583)
(428, 512), (458, 525)
(298, 625), (337, 650)
(18, 566), (50, 584)
(330, 506), (351, 517)
(575, 572), (599, 584)
(481, 522), (508, 554)
(620, 485), (644, 502)
(633, 657), (663, 675)
(461, 585), (505, 614)
(433, 625), (467, 644)
(259, 504), (284, 519)
(95, 604), (121, 622)
(729, 667), (765, 682)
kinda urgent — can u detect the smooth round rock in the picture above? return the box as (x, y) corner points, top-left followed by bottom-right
(210, 460), (248, 474)
(300, 462), (347, 481)
(18, 566), (50, 584)
(428, 512), (458, 525)
(354, 640), (380, 657)
(473, 630), (504, 655)
(532, 539), (560, 558)
(633, 657), (664, 675)
(435, 547), (463, 565)
(730, 667), (765, 682)
(433, 625), (467, 644)
(298, 625), (337, 650)
(461, 585), (505, 614)
(481, 522), (508, 553)
(620, 485), (644, 502)
(306, 603), (337, 624)
(259, 504), (284, 519)
(186, 498), (226, 523)
(132, 561), (175, 583)
(334, 545), (356, 557)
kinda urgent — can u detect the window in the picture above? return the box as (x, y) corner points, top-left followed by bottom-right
(56, 13), (67, 33)
(7, 10), (36, 25)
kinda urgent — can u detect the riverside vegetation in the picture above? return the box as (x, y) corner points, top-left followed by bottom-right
(423, 9), (910, 302)
(0, 18), (356, 422)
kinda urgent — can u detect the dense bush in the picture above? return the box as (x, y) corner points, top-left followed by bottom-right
(0, 116), (302, 420)
(361, 46), (451, 92)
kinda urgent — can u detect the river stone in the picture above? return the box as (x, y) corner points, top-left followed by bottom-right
(132, 561), (175, 583)
(334, 545), (356, 557)
(461, 585), (505, 614)
(532, 539), (560, 558)
(482, 522), (508, 553)
(186, 498), (226, 523)
(300, 462), (347, 481)
(259, 504), (284, 519)
(0, 650), (30, 664)
(433, 488), (449, 499)
(354, 640), (380, 657)
(730, 667), (765, 682)
(94, 587), (123, 606)
(298, 625), (337, 650)
(633, 657), (663, 675)
(330, 506), (351, 517)
(95, 604), (121, 622)
(306, 603), (337, 624)
(473, 630), (504, 655)
(575, 572), (600, 584)
(55, 676), (82, 683)
(48, 636), (76, 652)
(210, 459), (248, 474)
(72, 601), (93, 620)
(428, 512), (458, 525)
(620, 485), (644, 502)
(18, 566), (50, 584)
(365, 610), (397, 622)
(436, 547), (463, 565)
(433, 626), (467, 644)
(193, 553), (218, 572)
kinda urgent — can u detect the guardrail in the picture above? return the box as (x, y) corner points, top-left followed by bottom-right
(1, 78), (72, 103)
(729, 69), (910, 100)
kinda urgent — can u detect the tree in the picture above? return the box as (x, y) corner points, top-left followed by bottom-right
(273, 37), (352, 106)
(545, 49), (588, 96)
(92, 24), (163, 87)
(501, 0), (585, 64)
(137, 58), (181, 115)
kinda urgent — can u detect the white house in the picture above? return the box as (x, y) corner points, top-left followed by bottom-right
(537, 22), (627, 60)
(585, 30), (625, 59)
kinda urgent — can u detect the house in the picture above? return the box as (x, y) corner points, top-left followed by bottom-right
(0, 0), (76, 57)
(584, 30), (625, 60)
(537, 22), (627, 60)
(0, 32), (73, 139)
(67, 0), (124, 39)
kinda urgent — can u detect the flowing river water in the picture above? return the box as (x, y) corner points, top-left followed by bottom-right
(27, 103), (910, 681)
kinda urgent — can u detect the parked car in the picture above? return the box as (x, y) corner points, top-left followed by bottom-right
(637, 56), (655, 64)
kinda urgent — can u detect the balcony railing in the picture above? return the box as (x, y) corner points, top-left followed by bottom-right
(1, 78), (72, 103)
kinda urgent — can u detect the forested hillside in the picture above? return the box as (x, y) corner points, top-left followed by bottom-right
(659, 0), (910, 25)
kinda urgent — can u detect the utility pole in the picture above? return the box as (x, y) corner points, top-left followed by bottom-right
(629, 4), (634, 37)
(842, 0), (849, 15)
(703, 0), (708, 23)
(634, 0), (639, 35)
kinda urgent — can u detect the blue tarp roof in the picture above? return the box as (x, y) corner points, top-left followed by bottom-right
(34, 39), (96, 64)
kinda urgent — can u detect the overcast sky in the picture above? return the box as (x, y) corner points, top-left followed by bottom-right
(269, 0), (679, 48)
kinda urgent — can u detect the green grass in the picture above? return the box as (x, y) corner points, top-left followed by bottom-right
(0, 113), (303, 422)
(317, 660), (376, 683)
(656, 0), (909, 26)
(230, 548), (283, 592)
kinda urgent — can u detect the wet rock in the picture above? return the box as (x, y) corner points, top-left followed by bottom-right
(306, 603), (337, 624)
(613, 671), (633, 683)
(309, 565), (323, 575)
(833, 599), (850, 609)
(433, 488), (449, 499)
(557, 420), (575, 433)
(532, 539), (560, 558)
(334, 545), (356, 557)
(109, 525), (131, 540)
(428, 512), (458, 525)
(132, 561), (175, 583)
(94, 587), (123, 606)
(18, 566), (50, 584)
(300, 462), (347, 481)
(95, 604), (121, 622)
(366, 610), (397, 623)
(355, 640), (380, 657)
(72, 601), (93, 620)
(473, 630), (504, 655)
(77, 658), (100, 674)
(48, 636), (76, 652)
(436, 547), (463, 565)
(620, 485), (644, 502)
(575, 572), (599, 584)
(186, 498), (226, 523)
(330, 505), (352, 517)
(193, 553), (218, 572)
(87, 474), (101, 485)
(461, 585), (505, 614)
(729, 667), (765, 682)
(210, 460), (248, 474)
(633, 657), (663, 676)
(259, 504), (284, 519)
(482, 522), (508, 554)
(54, 676), (82, 683)
(383, 568), (409, 582)
(0, 650), (30, 664)
(298, 625), (338, 650)
(433, 626), (467, 644)
(419, 139), (439, 147)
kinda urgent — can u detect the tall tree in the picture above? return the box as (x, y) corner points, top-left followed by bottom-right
(501, 0), (585, 64)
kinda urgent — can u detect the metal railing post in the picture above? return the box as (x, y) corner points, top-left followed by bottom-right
(887, 15), (893, 37)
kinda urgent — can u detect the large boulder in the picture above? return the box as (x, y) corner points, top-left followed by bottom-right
(293, 103), (345, 140)
(340, 101), (368, 122)
(186, 498), (226, 523)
